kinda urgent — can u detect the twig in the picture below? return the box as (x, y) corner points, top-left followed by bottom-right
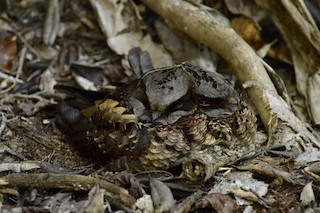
(0, 72), (24, 84)
(0, 47), (27, 94)
(0, 112), (7, 135)
(0, 173), (136, 208)
(9, 28), (42, 59)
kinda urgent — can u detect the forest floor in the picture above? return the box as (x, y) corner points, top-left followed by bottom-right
(1, 0), (320, 212)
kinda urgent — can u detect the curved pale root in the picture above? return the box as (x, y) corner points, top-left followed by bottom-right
(140, 0), (320, 147)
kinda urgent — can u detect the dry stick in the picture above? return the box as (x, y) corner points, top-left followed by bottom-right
(141, 0), (320, 147)
(0, 173), (136, 208)
(140, 0), (277, 132)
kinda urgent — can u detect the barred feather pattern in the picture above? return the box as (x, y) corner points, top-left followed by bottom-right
(58, 62), (259, 173)
(105, 102), (257, 172)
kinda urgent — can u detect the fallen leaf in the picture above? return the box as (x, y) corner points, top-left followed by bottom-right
(195, 193), (240, 213)
(79, 186), (106, 213)
(300, 182), (315, 207)
(39, 68), (57, 93)
(43, 0), (60, 45)
(238, 158), (294, 183)
(111, 171), (143, 199)
(224, 0), (266, 21)
(0, 30), (17, 70)
(231, 17), (262, 49)
(90, 0), (173, 68)
(295, 147), (320, 166)
(136, 194), (154, 213)
(308, 71), (320, 124)
(304, 161), (320, 175)
(210, 172), (269, 202)
(150, 178), (175, 212)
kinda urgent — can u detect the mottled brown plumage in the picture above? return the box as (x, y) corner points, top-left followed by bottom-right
(57, 53), (258, 176)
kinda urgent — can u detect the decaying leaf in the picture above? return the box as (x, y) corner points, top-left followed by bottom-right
(295, 147), (320, 166)
(210, 172), (268, 206)
(224, 0), (266, 21)
(256, 0), (320, 125)
(231, 16), (262, 49)
(42, 192), (76, 212)
(0, 30), (17, 70)
(136, 194), (154, 213)
(304, 161), (320, 175)
(300, 182), (315, 207)
(2, 0), (320, 212)
(15, 95), (54, 116)
(90, 0), (173, 68)
(39, 68), (57, 92)
(243, 81), (320, 148)
(304, 161), (320, 181)
(43, 0), (60, 45)
(308, 71), (320, 123)
(40, 162), (85, 174)
(195, 193), (240, 213)
(154, 20), (217, 72)
(111, 171), (143, 199)
(79, 186), (106, 213)
(238, 157), (294, 183)
(171, 191), (203, 213)
(58, 43), (79, 72)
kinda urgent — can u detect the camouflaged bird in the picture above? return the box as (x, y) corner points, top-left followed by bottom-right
(57, 48), (257, 177)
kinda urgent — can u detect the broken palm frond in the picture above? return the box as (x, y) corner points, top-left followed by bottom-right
(256, 0), (320, 125)
(140, 0), (320, 148)
(0, 173), (136, 208)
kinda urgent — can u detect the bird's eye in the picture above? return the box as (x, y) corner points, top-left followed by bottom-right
(173, 101), (184, 110)
(165, 93), (194, 113)
(195, 98), (211, 107)
(193, 95), (227, 108)
(193, 96), (211, 107)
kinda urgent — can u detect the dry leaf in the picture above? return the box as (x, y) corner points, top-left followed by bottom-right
(171, 191), (203, 213)
(308, 71), (320, 124)
(43, 0), (60, 45)
(111, 171), (143, 199)
(155, 20), (217, 72)
(136, 194), (154, 213)
(150, 178), (175, 212)
(295, 147), (320, 166)
(304, 161), (320, 175)
(195, 193), (240, 213)
(256, 0), (320, 125)
(39, 68), (57, 92)
(224, 0), (265, 21)
(210, 172), (269, 203)
(90, 0), (173, 68)
(300, 182), (315, 207)
(238, 158), (294, 183)
(79, 186), (106, 213)
(231, 17), (262, 49)
(0, 30), (17, 70)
